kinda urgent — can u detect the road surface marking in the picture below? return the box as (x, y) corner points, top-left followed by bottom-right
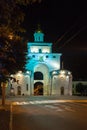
(64, 107), (75, 112)
(12, 99), (87, 105)
(9, 103), (13, 130)
(44, 104), (75, 112)
(44, 105), (63, 111)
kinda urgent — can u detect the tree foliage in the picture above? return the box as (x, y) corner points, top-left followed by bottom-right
(0, 0), (42, 80)
(0, 0), (42, 35)
(76, 83), (87, 96)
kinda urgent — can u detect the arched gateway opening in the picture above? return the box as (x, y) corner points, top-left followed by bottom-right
(34, 82), (43, 95)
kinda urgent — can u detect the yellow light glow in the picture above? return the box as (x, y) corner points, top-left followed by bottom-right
(42, 49), (50, 53)
(8, 33), (13, 40)
(16, 71), (22, 77)
(60, 70), (65, 75)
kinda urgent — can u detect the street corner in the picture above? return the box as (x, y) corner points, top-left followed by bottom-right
(0, 105), (10, 111)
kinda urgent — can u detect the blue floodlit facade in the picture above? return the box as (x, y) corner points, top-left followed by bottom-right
(25, 29), (61, 73)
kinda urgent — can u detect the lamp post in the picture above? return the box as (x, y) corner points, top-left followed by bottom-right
(1, 81), (7, 106)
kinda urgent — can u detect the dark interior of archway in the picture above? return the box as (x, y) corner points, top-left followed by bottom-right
(34, 72), (43, 80)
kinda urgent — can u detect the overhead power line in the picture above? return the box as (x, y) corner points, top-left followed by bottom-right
(54, 23), (77, 44)
(54, 25), (87, 50)
(58, 26), (87, 49)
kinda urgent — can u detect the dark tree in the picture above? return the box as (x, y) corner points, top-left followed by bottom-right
(0, 0), (42, 80)
(76, 83), (83, 95)
(0, 0), (42, 99)
(76, 83), (87, 96)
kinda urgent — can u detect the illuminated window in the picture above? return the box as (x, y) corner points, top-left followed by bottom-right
(26, 84), (28, 91)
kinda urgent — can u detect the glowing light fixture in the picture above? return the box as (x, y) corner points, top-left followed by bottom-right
(68, 71), (71, 75)
(26, 71), (30, 74)
(60, 70), (65, 75)
(8, 33), (13, 40)
(16, 71), (22, 77)
(52, 71), (57, 75)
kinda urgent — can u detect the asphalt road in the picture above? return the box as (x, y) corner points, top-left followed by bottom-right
(12, 100), (87, 130)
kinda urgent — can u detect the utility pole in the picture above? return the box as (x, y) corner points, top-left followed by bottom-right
(2, 82), (5, 106)
(1, 82), (6, 106)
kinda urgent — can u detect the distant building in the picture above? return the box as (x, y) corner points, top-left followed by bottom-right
(8, 27), (72, 96)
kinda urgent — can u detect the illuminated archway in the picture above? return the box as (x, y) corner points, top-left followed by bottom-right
(34, 82), (43, 95)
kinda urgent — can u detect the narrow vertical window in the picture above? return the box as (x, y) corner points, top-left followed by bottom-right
(26, 84), (28, 91)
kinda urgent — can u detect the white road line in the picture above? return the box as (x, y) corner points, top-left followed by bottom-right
(64, 107), (75, 112)
(45, 105), (63, 111)
(45, 105), (58, 109)
(12, 100), (87, 106)
(44, 104), (76, 112)
(58, 104), (76, 112)
(9, 103), (13, 130)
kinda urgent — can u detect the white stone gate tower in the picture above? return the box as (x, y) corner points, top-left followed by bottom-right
(9, 27), (72, 96)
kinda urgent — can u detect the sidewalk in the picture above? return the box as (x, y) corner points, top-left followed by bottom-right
(0, 105), (10, 130)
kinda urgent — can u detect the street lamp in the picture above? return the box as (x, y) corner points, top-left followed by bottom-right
(8, 33), (13, 40)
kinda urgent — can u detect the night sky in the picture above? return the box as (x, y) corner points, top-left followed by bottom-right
(24, 0), (87, 80)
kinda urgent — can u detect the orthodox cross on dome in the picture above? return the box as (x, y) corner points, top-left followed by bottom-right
(34, 24), (44, 42)
(36, 24), (42, 33)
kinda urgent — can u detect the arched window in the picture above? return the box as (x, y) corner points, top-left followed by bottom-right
(34, 72), (43, 80)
